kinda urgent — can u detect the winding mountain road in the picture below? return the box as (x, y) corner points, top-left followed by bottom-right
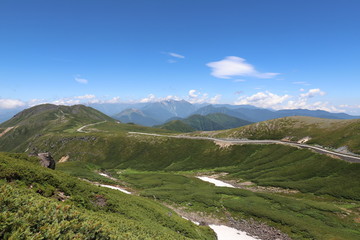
(77, 121), (107, 132)
(128, 132), (360, 163)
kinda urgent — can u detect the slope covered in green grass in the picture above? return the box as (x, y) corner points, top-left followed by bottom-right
(157, 113), (252, 132)
(108, 170), (360, 240)
(3, 104), (360, 240)
(196, 116), (360, 154)
(28, 131), (360, 201)
(0, 104), (114, 152)
(0, 152), (215, 239)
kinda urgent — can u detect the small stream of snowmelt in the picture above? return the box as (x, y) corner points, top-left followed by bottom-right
(97, 172), (131, 194)
(98, 173), (111, 178)
(99, 184), (132, 194)
(98, 173), (258, 239)
(196, 176), (235, 188)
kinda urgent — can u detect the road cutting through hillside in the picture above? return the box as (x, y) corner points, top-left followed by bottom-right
(128, 132), (360, 163)
(76, 121), (107, 132)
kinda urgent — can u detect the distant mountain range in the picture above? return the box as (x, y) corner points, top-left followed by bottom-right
(1, 100), (358, 126)
(156, 113), (252, 132)
(111, 100), (199, 126)
(109, 100), (359, 126)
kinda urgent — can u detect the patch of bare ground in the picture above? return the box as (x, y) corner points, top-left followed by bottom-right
(228, 179), (299, 194)
(165, 204), (292, 240)
(0, 126), (16, 138)
(214, 141), (234, 149)
(58, 155), (70, 163)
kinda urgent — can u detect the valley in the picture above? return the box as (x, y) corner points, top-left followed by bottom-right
(1, 104), (360, 239)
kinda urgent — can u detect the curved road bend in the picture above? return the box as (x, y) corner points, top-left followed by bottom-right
(128, 132), (360, 163)
(77, 121), (107, 133)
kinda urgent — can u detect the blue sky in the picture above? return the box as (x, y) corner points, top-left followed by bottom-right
(1, 0), (359, 114)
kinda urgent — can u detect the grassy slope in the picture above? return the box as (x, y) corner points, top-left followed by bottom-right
(156, 120), (196, 132)
(197, 116), (360, 154)
(27, 129), (360, 201)
(111, 170), (360, 240)
(0, 152), (214, 239)
(3, 106), (360, 239)
(0, 104), (115, 152)
(157, 113), (252, 132)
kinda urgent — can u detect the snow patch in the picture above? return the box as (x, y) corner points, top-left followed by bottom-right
(209, 225), (259, 240)
(197, 176), (235, 188)
(99, 184), (132, 195)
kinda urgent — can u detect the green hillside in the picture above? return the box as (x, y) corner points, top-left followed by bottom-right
(2, 105), (360, 239)
(157, 113), (252, 132)
(0, 104), (115, 152)
(0, 152), (214, 239)
(196, 116), (360, 154)
(157, 120), (196, 132)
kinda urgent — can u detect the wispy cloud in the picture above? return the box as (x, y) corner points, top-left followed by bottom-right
(167, 59), (177, 63)
(75, 94), (96, 99)
(233, 79), (246, 82)
(292, 81), (310, 86)
(207, 56), (279, 79)
(74, 75), (88, 84)
(168, 52), (185, 59)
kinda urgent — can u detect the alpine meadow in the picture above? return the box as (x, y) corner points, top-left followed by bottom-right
(1, 1), (360, 240)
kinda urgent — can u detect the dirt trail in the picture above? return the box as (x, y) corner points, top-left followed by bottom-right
(77, 121), (107, 133)
(0, 127), (15, 138)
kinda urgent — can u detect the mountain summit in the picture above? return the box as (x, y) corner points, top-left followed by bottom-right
(0, 104), (113, 152)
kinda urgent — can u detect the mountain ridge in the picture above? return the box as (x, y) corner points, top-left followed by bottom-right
(157, 113), (252, 132)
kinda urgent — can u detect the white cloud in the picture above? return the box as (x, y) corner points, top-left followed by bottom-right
(233, 88), (342, 112)
(168, 52), (185, 59)
(74, 76), (88, 84)
(0, 99), (25, 109)
(233, 79), (246, 82)
(52, 98), (81, 105)
(209, 94), (222, 104)
(75, 94), (96, 99)
(299, 88), (325, 98)
(139, 94), (157, 103)
(235, 91), (290, 108)
(187, 90), (209, 104)
(167, 59), (177, 63)
(207, 56), (279, 79)
(104, 97), (122, 104)
(188, 89), (198, 98)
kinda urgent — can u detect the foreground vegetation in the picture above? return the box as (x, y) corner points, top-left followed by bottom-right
(0, 153), (215, 239)
(104, 170), (360, 240)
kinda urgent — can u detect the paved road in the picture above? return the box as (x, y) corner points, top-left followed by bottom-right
(128, 132), (360, 163)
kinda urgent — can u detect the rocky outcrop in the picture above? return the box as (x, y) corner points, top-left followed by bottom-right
(32, 152), (56, 169)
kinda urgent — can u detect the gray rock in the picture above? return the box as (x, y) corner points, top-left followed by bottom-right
(37, 152), (56, 169)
